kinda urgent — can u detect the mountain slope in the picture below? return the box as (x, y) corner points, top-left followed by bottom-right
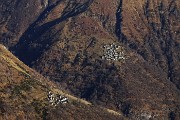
(0, 0), (180, 119)
(0, 44), (124, 120)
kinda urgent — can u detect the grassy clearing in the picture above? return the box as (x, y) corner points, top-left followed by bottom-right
(52, 88), (122, 116)
(0, 54), (30, 77)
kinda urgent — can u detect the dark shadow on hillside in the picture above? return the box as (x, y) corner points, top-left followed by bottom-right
(11, 0), (94, 66)
(115, 0), (123, 41)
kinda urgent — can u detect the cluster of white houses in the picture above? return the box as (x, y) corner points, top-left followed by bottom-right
(102, 43), (126, 61)
(48, 91), (68, 106)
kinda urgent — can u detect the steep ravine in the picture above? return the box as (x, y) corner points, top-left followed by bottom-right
(115, 0), (123, 41)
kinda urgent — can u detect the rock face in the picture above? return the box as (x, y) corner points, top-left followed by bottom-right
(0, 0), (180, 119)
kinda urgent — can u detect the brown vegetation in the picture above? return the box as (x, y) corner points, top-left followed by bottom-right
(0, 44), (124, 119)
(0, 0), (180, 119)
